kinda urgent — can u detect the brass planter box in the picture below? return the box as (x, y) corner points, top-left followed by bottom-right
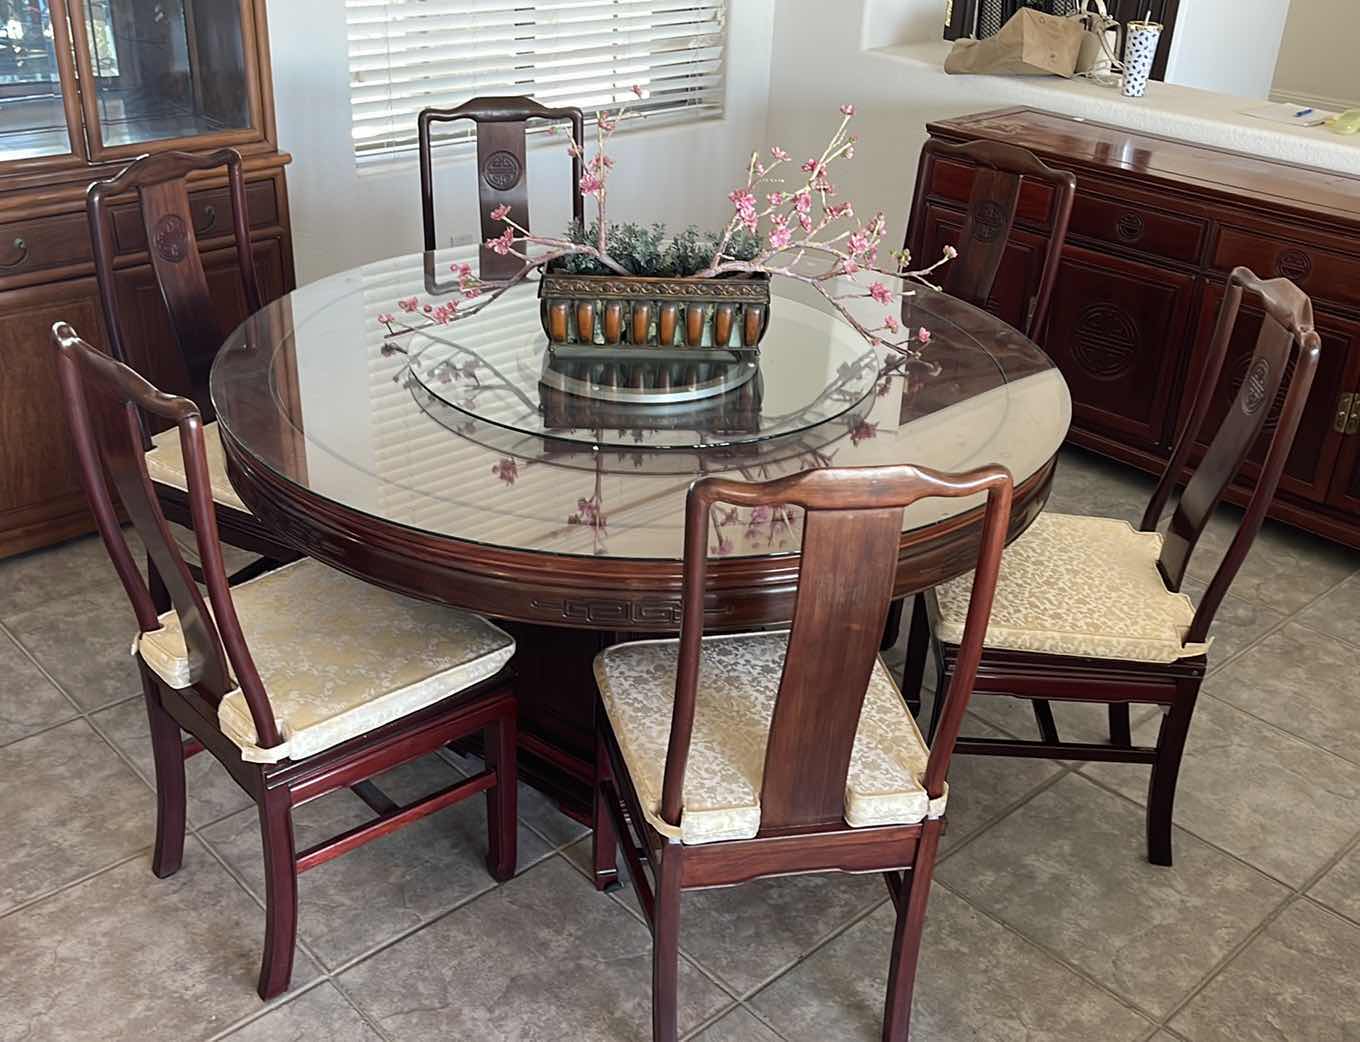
(538, 270), (770, 360)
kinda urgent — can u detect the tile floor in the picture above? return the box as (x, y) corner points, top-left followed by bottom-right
(1, 447), (1358, 1041)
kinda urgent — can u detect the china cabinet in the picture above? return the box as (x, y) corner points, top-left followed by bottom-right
(0, 0), (292, 557)
(917, 107), (1360, 548)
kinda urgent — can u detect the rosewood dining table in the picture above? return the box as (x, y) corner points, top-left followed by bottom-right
(209, 249), (1072, 819)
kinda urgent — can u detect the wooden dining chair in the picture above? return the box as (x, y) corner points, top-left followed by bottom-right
(86, 147), (295, 578)
(905, 267), (1322, 867)
(592, 462), (1014, 1042)
(905, 137), (1077, 340)
(418, 96), (585, 278)
(53, 323), (520, 1000)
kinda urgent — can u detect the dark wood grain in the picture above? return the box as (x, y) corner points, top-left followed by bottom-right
(418, 97), (585, 278)
(53, 327), (519, 1000)
(914, 267), (1322, 867)
(926, 107), (1360, 548)
(596, 461), (1013, 1042)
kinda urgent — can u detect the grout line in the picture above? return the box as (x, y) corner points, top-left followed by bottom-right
(931, 875), (1160, 1030)
(0, 847), (151, 923)
(935, 763), (1074, 866)
(204, 977), (332, 1042)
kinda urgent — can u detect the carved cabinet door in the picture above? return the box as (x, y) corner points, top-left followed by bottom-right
(918, 201), (1045, 334)
(1180, 287), (1359, 504)
(0, 277), (109, 556)
(1323, 333), (1360, 516)
(1039, 246), (1197, 451)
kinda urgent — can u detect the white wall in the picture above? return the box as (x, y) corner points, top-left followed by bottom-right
(1164, 0), (1290, 100)
(264, 1), (777, 283)
(1271, 0), (1360, 111)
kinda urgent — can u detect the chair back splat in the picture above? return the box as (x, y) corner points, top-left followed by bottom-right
(52, 324), (281, 750)
(418, 96), (585, 276)
(87, 148), (262, 427)
(905, 138), (1076, 339)
(662, 464), (1014, 833)
(1138, 267), (1322, 639)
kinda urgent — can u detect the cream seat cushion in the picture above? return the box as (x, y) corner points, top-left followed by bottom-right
(136, 559), (515, 764)
(594, 631), (944, 846)
(929, 512), (1210, 665)
(145, 421), (248, 513)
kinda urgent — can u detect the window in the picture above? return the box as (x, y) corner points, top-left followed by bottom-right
(345, 0), (727, 158)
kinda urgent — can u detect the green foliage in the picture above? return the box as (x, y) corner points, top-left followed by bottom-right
(555, 221), (760, 277)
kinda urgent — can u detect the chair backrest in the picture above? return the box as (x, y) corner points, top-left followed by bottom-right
(661, 464), (1014, 834)
(52, 323), (282, 752)
(1139, 267), (1322, 642)
(418, 96), (585, 278)
(87, 148), (263, 428)
(906, 138), (1076, 339)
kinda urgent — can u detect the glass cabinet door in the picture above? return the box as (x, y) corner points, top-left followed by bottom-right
(68, 0), (263, 157)
(0, 0), (82, 163)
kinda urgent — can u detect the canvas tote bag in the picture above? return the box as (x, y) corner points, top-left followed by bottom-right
(944, 8), (1085, 78)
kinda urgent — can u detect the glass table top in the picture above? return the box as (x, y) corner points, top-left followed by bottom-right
(211, 249), (1072, 561)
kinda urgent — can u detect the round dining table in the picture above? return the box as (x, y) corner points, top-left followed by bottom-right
(210, 249), (1072, 816)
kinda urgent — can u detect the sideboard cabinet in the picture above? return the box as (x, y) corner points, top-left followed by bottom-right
(916, 108), (1360, 548)
(0, 0), (293, 558)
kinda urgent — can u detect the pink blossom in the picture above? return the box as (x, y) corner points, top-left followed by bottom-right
(741, 210), (760, 233)
(849, 419), (878, 446)
(463, 286), (483, 300)
(377, 313), (394, 325)
(729, 188), (756, 214)
(598, 113), (618, 132)
(801, 157), (820, 174)
(452, 261), (474, 278)
(847, 229), (872, 258)
(767, 191), (785, 207)
(398, 296), (419, 313)
(717, 536), (734, 555)
(631, 83), (644, 97)
(840, 104), (855, 116)
(884, 314), (900, 334)
(490, 203), (511, 222)
(794, 190), (812, 214)
(840, 257), (860, 275)
(430, 301), (458, 324)
(943, 244), (959, 260)
(917, 327), (932, 345)
(770, 146), (790, 161)
(487, 227), (515, 255)
(826, 202), (854, 220)
(798, 212), (814, 233)
(422, 304), (433, 313)
(869, 282), (893, 305)
(567, 140), (583, 158)
(491, 459), (518, 485)
(844, 142), (855, 160)
(768, 222), (793, 250)
(579, 173), (603, 195)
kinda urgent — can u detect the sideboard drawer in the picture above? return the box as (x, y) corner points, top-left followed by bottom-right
(110, 178), (280, 256)
(926, 158), (1056, 228)
(1212, 227), (1360, 310)
(0, 211), (93, 280)
(1068, 194), (1206, 265)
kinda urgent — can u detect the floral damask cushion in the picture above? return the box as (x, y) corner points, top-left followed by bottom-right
(594, 631), (944, 846)
(144, 421), (249, 513)
(929, 512), (1210, 664)
(135, 559), (515, 763)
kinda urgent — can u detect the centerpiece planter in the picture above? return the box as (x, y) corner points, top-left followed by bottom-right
(538, 268), (770, 361)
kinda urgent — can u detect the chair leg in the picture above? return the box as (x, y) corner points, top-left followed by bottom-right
(483, 707), (519, 883)
(256, 789), (298, 1001)
(882, 819), (943, 1042)
(1146, 684), (1198, 867)
(1032, 699), (1060, 743)
(880, 597), (905, 652)
(652, 841), (683, 1042)
(591, 728), (621, 892)
(900, 593), (931, 719)
(1109, 704), (1133, 747)
(142, 677), (186, 880)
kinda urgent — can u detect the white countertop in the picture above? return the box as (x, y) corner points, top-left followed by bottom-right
(875, 41), (1360, 178)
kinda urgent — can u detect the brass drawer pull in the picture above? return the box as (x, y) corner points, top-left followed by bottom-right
(195, 204), (218, 236)
(0, 237), (28, 269)
(1336, 393), (1360, 435)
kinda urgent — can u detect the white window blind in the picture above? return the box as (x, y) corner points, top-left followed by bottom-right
(345, 0), (728, 157)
